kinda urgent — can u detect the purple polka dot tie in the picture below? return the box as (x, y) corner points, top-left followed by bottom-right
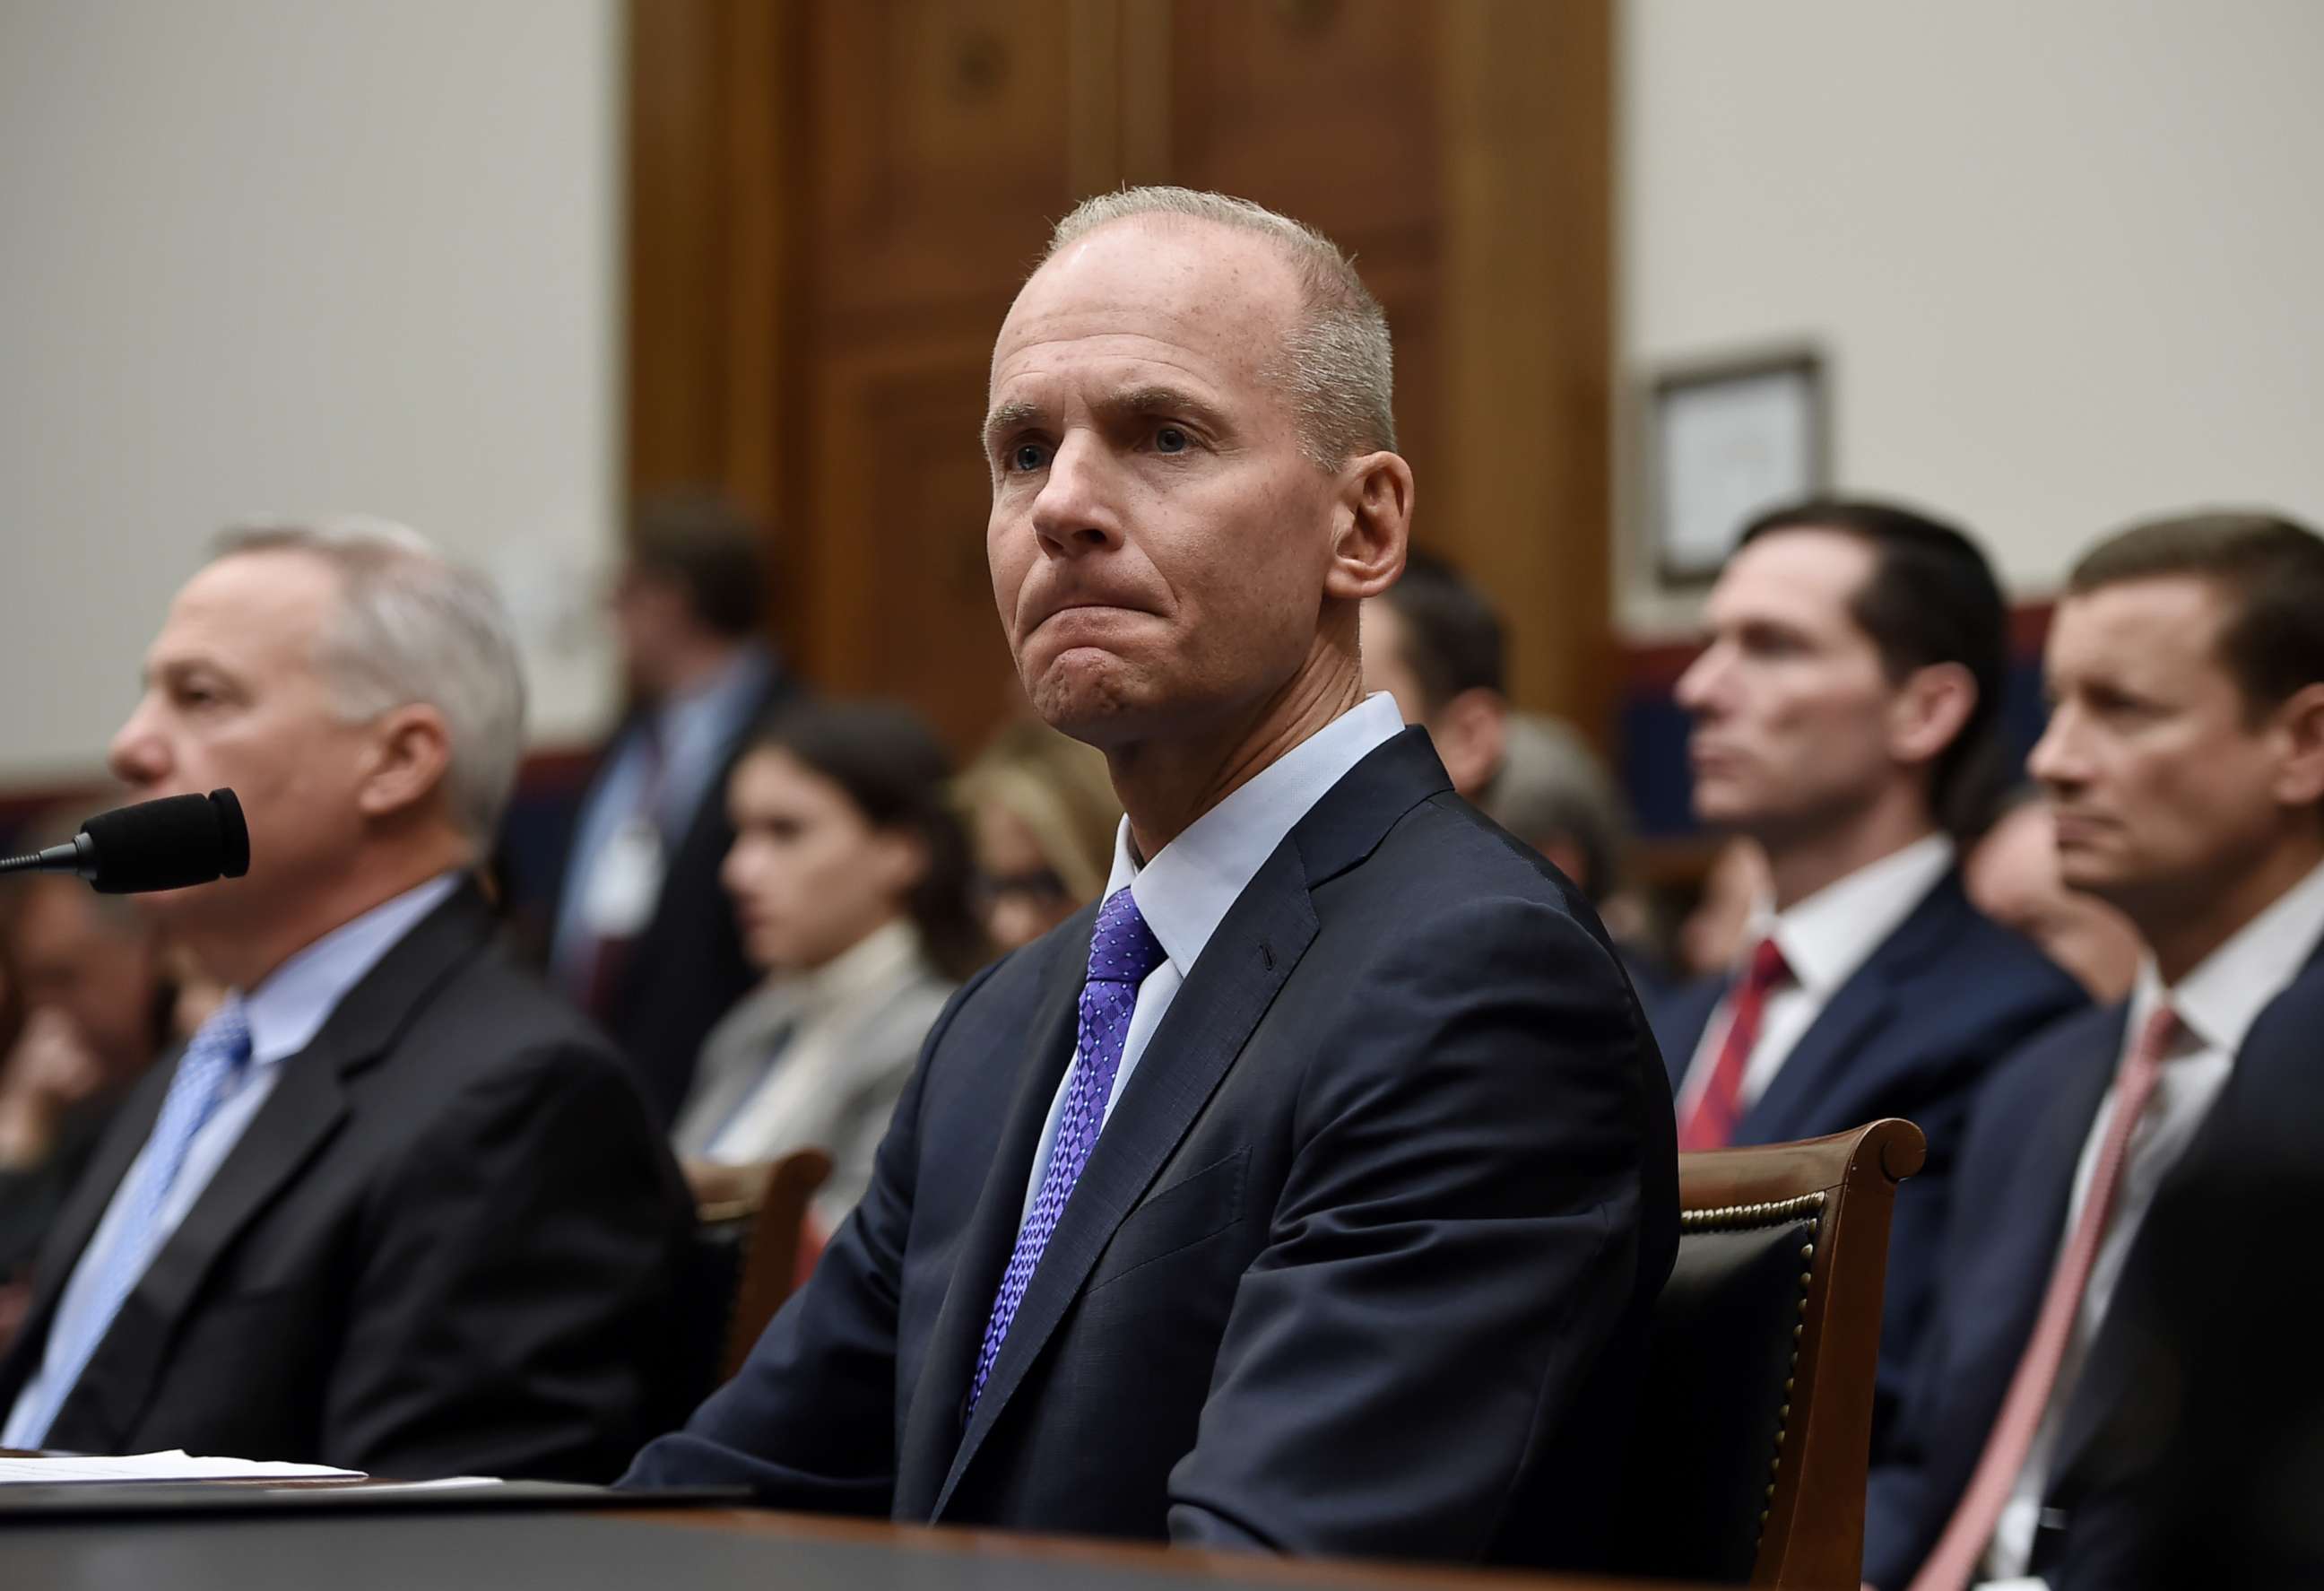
(967, 885), (1166, 1415)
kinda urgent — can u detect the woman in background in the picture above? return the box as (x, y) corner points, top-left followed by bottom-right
(957, 717), (1120, 952)
(672, 701), (988, 1235)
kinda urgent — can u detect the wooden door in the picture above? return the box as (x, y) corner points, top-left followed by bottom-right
(628, 0), (1611, 754)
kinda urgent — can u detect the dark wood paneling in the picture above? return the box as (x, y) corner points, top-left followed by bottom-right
(807, 338), (1024, 752)
(1436, 0), (1616, 742)
(807, 0), (1080, 326)
(626, 0), (1614, 754)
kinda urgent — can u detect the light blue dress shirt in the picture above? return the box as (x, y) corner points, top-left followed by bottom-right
(550, 644), (776, 986)
(1020, 693), (1403, 1212)
(3, 872), (463, 1448)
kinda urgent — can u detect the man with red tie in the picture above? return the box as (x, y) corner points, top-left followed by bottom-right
(1649, 499), (2087, 1451)
(1865, 511), (2324, 1591)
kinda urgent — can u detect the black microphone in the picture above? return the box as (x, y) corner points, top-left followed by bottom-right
(0, 789), (251, 894)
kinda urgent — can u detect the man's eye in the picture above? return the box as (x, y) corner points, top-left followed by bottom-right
(1154, 426), (1189, 454)
(1009, 441), (1050, 473)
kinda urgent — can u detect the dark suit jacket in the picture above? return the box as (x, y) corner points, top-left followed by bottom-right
(2097, 957), (2324, 1591)
(1864, 940), (2324, 1591)
(1649, 871), (2086, 1448)
(0, 883), (693, 1481)
(624, 730), (1678, 1569)
(0, 1087), (132, 1282)
(545, 662), (798, 1127)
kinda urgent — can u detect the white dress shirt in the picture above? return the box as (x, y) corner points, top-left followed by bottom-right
(3, 872), (463, 1448)
(1981, 856), (2324, 1585)
(1020, 693), (1403, 1213)
(1677, 833), (1955, 1119)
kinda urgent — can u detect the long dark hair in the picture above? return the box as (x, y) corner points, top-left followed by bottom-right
(747, 700), (993, 982)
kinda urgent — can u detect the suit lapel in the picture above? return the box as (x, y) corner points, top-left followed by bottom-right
(924, 728), (1449, 1520)
(2049, 943), (2324, 1492)
(59, 1046), (353, 1447)
(0, 1065), (171, 1399)
(1994, 1006), (2128, 1344)
(44, 882), (494, 1450)
(1740, 874), (1972, 1142)
(932, 847), (1318, 1518)
(1652, 977), (1724, 1093)
(893, 915), (1093, 1517)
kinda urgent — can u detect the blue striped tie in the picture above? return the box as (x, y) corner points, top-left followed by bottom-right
(9, 997), (253, 1448)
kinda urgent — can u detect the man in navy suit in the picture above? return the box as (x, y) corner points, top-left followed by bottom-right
(1651, 500), (2086, 1448)
(623, 187), (1678, 1569)
(537, 495), (797, 1127)
(1865, 511), (2324, 1591)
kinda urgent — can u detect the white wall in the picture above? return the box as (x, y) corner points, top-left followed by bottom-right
(0, 0), (620, 781)
(1619, 0), (2324, 635)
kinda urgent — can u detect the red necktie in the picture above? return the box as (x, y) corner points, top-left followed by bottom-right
(1678, 936), (1791, 1152)
(1905, 1004), (2182, 1591)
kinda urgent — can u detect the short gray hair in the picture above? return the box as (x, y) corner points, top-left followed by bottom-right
(1043, 187), (1396, 469)
(213, 517), (526, 849)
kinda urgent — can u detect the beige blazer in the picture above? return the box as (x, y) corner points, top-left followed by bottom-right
(672, 920), (957, 1229)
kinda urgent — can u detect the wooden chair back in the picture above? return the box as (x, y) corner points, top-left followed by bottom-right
(680, 1147), (832, 1403)
(1605, 1117), (1926, 1587)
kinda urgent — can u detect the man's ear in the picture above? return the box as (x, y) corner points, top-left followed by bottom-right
(357, 704), (455, 824)
(1322, 450), (1414, 603)
(1888, 661), (1978, 769)
(2268, 681), (2324, 811)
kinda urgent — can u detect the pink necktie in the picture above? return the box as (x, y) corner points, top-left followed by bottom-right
(1905, 1004), (2182, 1591)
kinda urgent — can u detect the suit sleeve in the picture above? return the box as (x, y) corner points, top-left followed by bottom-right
(1166, 892), (1668, 1559)
(325, 1040), (688, 1482)
(617, 962), (997, 1508)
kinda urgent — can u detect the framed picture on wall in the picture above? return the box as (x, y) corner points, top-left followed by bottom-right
(1648, 348), (1828, 587)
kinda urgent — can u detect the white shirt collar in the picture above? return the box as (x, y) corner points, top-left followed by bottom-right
(240, 872), (465, 1068)
(1101, 693), (1404, 977)
(1749, 832), (1955, 995)
(2129, 856), (2324, 1056)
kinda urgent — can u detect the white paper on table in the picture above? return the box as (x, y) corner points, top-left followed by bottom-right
(0, 1449), (366, 1484)
(317, 1476), (504, 1493)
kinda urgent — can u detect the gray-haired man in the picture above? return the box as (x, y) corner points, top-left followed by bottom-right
(0, 523), (690, 1480)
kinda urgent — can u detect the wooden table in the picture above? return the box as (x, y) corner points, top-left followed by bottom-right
(0, 1496), (1715, 1590)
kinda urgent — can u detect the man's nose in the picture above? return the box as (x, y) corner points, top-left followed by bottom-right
(2026, 706), (2081, 790)
(107, 698), (170, 787)
(1028, 436), (1125, 559)
(1674, 644), (1725, 716)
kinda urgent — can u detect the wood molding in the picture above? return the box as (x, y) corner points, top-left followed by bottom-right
(1435, 0), (1616, 742)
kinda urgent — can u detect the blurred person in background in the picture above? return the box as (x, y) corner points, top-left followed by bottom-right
(957, 717), (1120, 952)
(1360, 548), (1507, 801)
(542, 493), (799, 1128)
(1655, 498), (2087, 1451)
(1964, 788), (2140, 1003)
(1865, 511), (2324, 1591)
(0, 520), (689, 1478)
(672, 702), (989, 1237)
(0, 808), (178, 1292)
(1362, 555), (1668, 991)
(1675, 837), (1769, 981)
(1489, 713), (1672, 1002)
